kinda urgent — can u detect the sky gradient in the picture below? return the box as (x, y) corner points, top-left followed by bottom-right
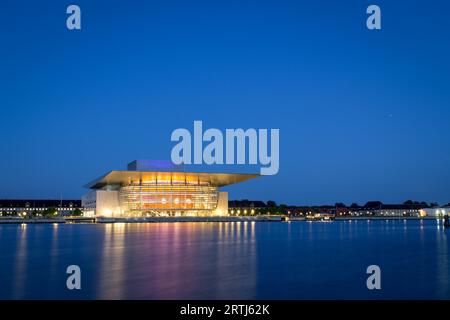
(1, 0), (449, 205)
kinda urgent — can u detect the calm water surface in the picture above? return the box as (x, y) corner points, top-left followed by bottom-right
(0, 220), (449, 299)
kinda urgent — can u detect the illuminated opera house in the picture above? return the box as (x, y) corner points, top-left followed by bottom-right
(82, 160), (258, 217)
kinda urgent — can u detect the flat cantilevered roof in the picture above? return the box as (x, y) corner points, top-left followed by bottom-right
(85, 171), (259, 189)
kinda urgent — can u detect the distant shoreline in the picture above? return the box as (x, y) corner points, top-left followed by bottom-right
(0, 216), (439, 224)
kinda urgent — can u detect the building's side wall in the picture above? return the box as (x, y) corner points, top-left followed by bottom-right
(82, 190), (121, 217)
(96, 190), (121, 217)
(214, 192), (228, 216)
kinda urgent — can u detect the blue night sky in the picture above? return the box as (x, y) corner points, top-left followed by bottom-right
(1, 0), (449, 205)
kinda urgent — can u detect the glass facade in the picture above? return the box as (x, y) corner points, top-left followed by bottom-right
(118, 180), (219, 216)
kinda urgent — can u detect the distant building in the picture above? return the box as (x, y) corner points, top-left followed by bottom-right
(0, 200), (82, 217)
(345, 201), (428, 217)
(283, 205), (356, 217)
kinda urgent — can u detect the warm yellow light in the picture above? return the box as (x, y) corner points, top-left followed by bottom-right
(103, 209), (112, 216)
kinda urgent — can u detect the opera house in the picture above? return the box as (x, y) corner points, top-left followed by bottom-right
(82, 160), (258, 217)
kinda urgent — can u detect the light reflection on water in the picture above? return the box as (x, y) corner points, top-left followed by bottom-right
(12, 224), (28, 299)
(0, 220), (448, 299)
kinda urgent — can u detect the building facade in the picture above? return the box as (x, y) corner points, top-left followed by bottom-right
(82, 160), (258, 217)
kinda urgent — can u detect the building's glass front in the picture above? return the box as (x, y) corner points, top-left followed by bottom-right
(119, 180), (219, 216)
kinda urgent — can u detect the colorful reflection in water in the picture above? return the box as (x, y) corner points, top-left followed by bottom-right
(0, 220), (448, 299)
